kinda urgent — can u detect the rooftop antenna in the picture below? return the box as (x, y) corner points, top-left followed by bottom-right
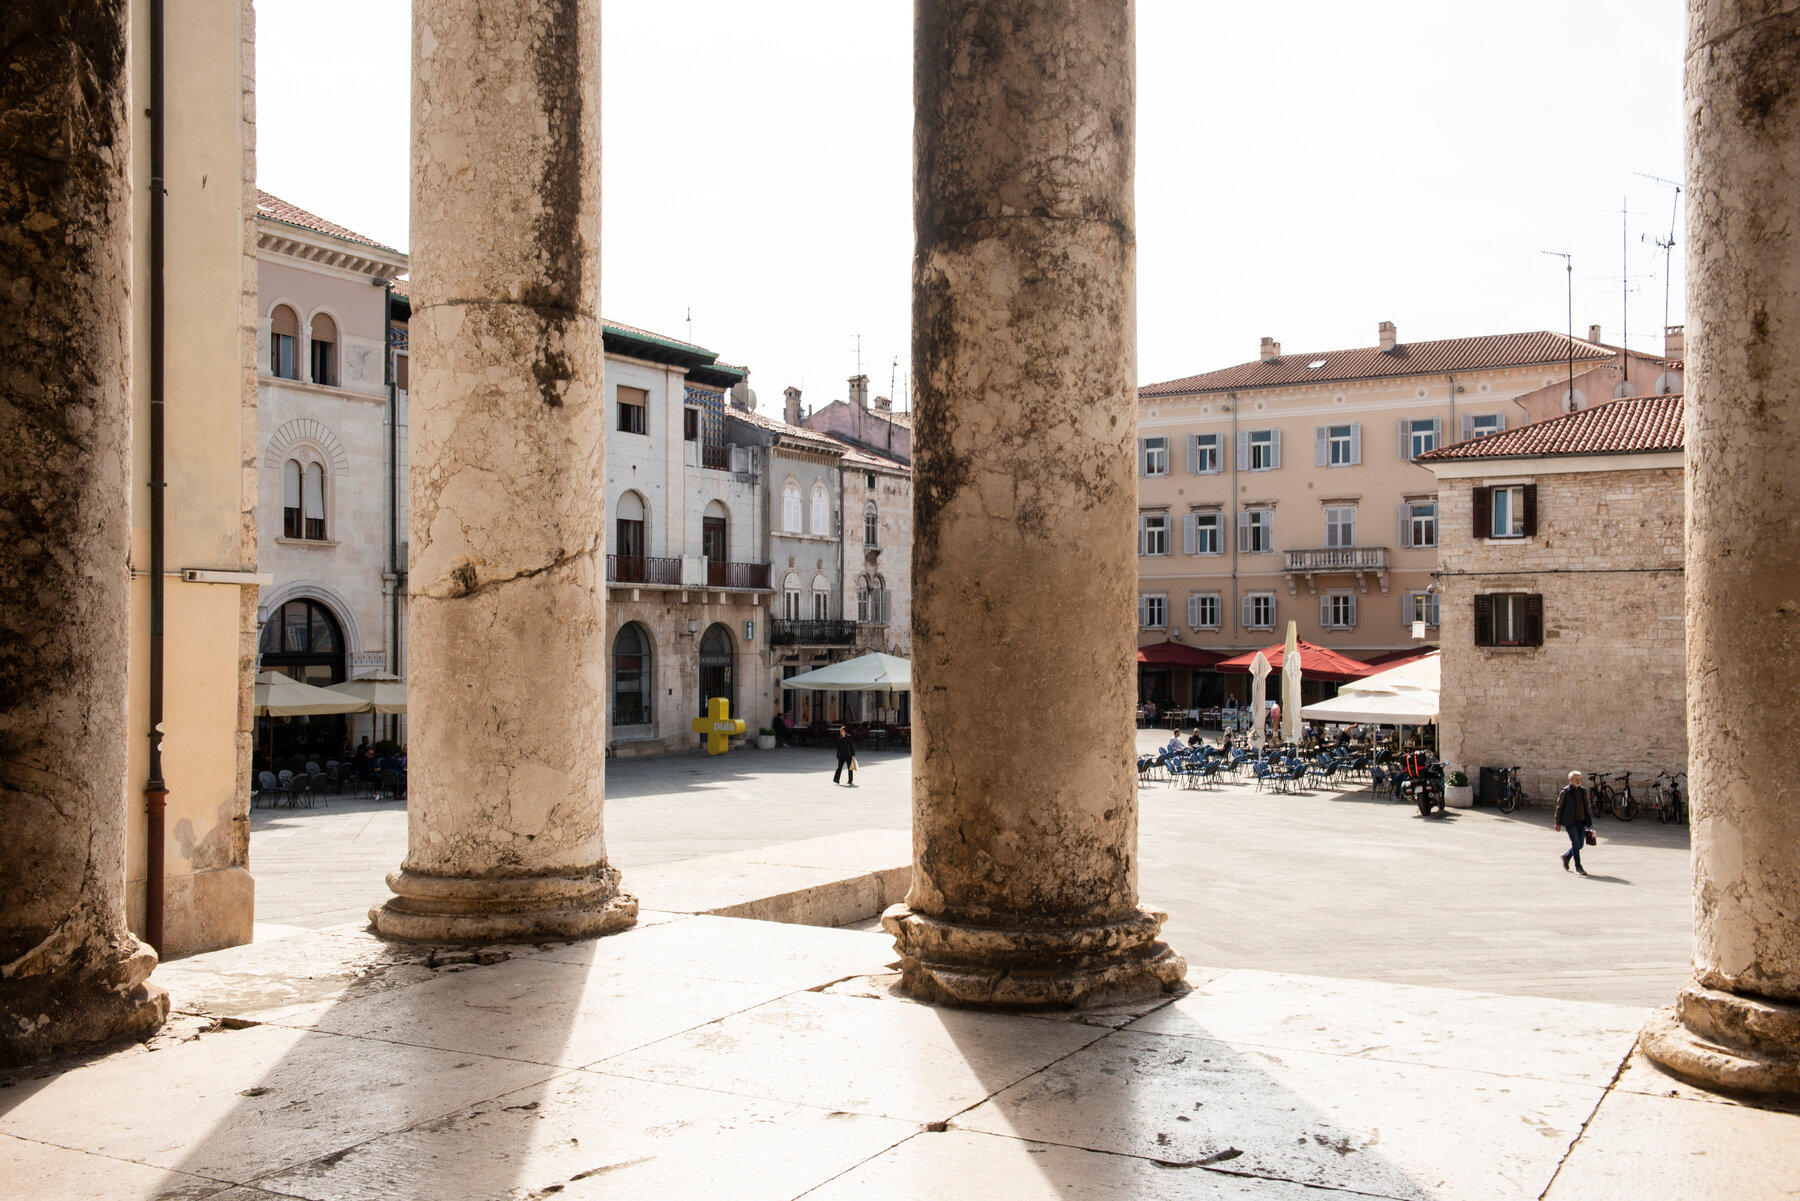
(1542, 250), (1574, 412)
(889, 355), (898, 403)
(686, 306), (693, 344)
(1621, 197), (1630, 356)
(1636, 171), (1682, 345)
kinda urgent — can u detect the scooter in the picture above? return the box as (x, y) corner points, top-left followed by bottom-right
(1397, 756), (1446, 818)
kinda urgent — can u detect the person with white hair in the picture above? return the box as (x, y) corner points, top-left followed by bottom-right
(1553, 770), (1594, 876)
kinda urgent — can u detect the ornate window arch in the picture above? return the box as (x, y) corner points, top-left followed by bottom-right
(810, 482), (830, 535)
(863, 498), (880, 546)
(782, 570), (803, 621)
(782, 479), (802, 533)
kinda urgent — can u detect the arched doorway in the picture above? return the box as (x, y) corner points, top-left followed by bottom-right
(257, 598), (347, 768)
(612, 622), (653, 730)
(697, 623), (735, 742)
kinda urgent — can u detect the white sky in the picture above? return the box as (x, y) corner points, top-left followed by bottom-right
(256, 1), (1684, 409)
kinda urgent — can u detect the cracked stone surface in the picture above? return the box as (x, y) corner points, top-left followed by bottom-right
(0, 0), (169, 1064)
(1644, 0), (1800, 1096)
(894, 0), (1183, 1008)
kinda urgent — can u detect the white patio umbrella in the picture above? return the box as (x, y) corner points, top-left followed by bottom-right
(1280, 620), (1302, 744)
(326, 673), (407, 714)
(778, 652), (911, 691)
(1248, 651), (1270, 752)
(254, 671), (367, 716)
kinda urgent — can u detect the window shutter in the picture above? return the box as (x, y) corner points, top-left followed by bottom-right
(1521, 483), (1539, 536)
(1269, 429), (1282, 469)
(1460, 414), (1474, 442)
(1187, 435), (1199, 474)
(1472, 486), (1492, 539)
(1315, 426), (1328, 466)
(1182, 512), (1198, 555)
(1136, 439), (1147, 477)
(1319, 594), (1330, 626)
(283, 459), (301, 508)
(1397, 503), (1412, 548)
(1399, 418), (1411, 461)
(1473, 594), (1494, 646)
(303, 463), (325, 520)
(1234, 430), (1248, 469)
(1428, 592), (1440, 626)
(1240, 594), (1253, 630)
(1495, 413), (1508, 432)
(1137, 514), (1148, 556)
(1350, 423), (1362, 465)
(1347, 594), (1357, 626)
(1525, 593), (1544, 646)
(1236, 510), (1252, 552)
(1188, 595), (1200, 628)
(1430, 417), (1442, 449)
(1138, 596), (1150, 627)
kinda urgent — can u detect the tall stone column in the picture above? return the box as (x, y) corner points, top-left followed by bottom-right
(371, 0), (634, 941)
(0, 2), (169, 1062)
(1641, 0), (1800, 1096)
(883, 0), (1186, 1007)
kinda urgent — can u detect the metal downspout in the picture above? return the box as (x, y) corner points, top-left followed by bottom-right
(144, 0), (168, 957)
(384, 281), (399, 745)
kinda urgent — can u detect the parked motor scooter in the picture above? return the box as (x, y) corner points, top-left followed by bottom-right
(1396, 752), (1446, 818)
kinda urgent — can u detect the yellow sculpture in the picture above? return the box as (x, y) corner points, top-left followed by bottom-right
(690, 696), (745, 755)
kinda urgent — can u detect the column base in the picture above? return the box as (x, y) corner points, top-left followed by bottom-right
(881, 903), (1188, 1009)
(370, 866), (638, 943)
(1639, 983), (1800, 1098)
(1, 938), (168, 1067)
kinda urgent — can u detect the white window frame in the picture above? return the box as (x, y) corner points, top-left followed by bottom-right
(1138, 593), (1168, 629)
(1402, 589), (1441, 628)
(781, 571), (803, 621)
(1400, 500), (1438, 549)
(1236, 508), (1273, 554)
(1491, 485), (1525, 538)
(1324, 505), (1356, 549)
(1315, 423), (1361, 467)
(1188, 592), (1222, 631)
(1238, 428), (1281, 472)
(1184, 509), (1222, 556)
(1139, 436), (1170, 476)
(1138, 511), (1171, 556)
(1242, 592), (1277, 631)
(1400, 417), (1441, 461)
(1188, 432), (1222, 474)
(781, 481), (802, 533)
(1460, 412), (1506, 441)
(810, 483), (831, 535)
(1321, 591), (1357, 630)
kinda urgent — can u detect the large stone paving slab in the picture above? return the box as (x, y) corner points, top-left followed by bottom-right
(529, 912), (896, 990)
(1545, 1084), (1800, 1200)
(0, 1133), (228, 1201)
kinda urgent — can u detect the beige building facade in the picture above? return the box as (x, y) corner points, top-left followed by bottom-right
(1134, 325), (1678, 707)
(1421, 397), (1687, 803)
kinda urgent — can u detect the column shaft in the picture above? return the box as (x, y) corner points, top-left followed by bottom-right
(372, 0), (634, 941)
(883, 0), (1185, 1006)
(0, 1), (168, 1062)
(1642, 0), (1800, 1096)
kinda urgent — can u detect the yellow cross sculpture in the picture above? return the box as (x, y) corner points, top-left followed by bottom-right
(690, 696), (745, 755)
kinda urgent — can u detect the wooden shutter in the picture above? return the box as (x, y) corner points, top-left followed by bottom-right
(1473, 594), (1494, 646)
(1428, 591), (1440, 626)
(1524, 594), (1544, 646)
(1318, 594), (1331, 626)
(1349, 423), (1362, 464)
(1182, 512), (1198, 555)
(1347, 594), (1357, 627)
(1315, 426), (1329, 466)
(1138, 595), (1150, 627)
(1137, 514), (1148, 555)
(1188, 595), (1200, 628)
(1236, 430), (1250, 470)
(1429, 418), (1442, 451)
(1460, 414), (1474, 442)
(1240, 594), (1254, 630)
(1472, 486), (1492, 539)
(1397, 502), (1412, 548)
(1521, 484), (1539, 536)
(1236, 510), (1252, 552)
(1136, 438), (1148, 477)
(1268, 429), (1282, 469)
(1398, 418), (1411, 461)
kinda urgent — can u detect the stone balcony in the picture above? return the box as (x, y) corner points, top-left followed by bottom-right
(1281, 546), (1390, 596)
(771, 618), (857, 647)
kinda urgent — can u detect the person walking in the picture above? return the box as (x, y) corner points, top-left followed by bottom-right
(832, 725), (857, 786)
(1554, 770), (1593, 876)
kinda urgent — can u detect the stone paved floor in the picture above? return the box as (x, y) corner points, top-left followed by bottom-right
(245, 734), (1693, 1008)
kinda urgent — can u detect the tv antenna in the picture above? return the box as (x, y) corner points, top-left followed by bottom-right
(1636, 172), (1682, 344)
(1542, 250), (1575, 411)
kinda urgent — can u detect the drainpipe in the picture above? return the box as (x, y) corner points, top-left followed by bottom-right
(1228, 391), (1239, 668)
(144, 0), (168, 956)
(383, 279), (399, 746)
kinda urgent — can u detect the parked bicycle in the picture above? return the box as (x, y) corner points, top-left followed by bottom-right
(1588, 772), (1617, 819)
(1496, 765), (1527, 814)
(1611, 770), (1640, 821)
(1650, 771), (1688, 825)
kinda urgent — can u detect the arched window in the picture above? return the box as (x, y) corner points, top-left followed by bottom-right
(612, 623), (652, 726)
(810, 573), (831, 621)
(257, 598), (345, 685)
(310, 312), (338, 386)
(269, 305), (300, 379)
(698, 623), (735, 726)
(615, 491), (647, 579)
(870, 574), (889, 624)
(782, 481), (802, 533)
(283, 459), (303, 538)
(856, 574), (871, 623)
(810, 483), (830, 535)
(702, 499), (728, 571)
(864, 499), (879, 547)
(782, 571), (802, 621)
(304, 462), (327, 539)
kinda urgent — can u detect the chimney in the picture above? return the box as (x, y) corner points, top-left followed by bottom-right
(1588, 323), (1604, 344)
(848, 374), (870, 408)
(1664, 325), (1685, 360)
(784, 385), (803, 426)
(1259, 336), (1280, 362)
(1378, 321), (1397, 352)
(730, 380), (756, 412)
(874, 395), (892, 413)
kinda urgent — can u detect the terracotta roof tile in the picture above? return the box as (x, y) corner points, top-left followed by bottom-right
(1419, 394), (1684, 461)
(256, 190), (400, 253)
(1140, 331), (1617, 397)
(833, 440), (909, 472)
(726, 406), (846, 453)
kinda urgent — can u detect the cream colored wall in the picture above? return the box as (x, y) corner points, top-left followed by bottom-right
(1135, 359), (1610, 657)
(127, 0), (257, 958)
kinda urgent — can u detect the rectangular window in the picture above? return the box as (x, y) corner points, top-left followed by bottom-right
(1461, 412), (1505, 441)
(618, 386), (648, 435)
(1236, 508), (1273, 553)
(1475, 592), (1544, 646)
(616, 518), (645, 560)
(1400, 501), (1438, 548)
(684, 408), (699, 441)
(1315, 423), (1361, 467)
(1324, 506), (1356, 549)
(1188, 432), (1221, 474)
(310, 340), (335, 387)
(1138, 512), (1170, 556)
(1242, 592), (1276, 631)
(1321, 592), (1357, 629)
(1138, 593), (1168, 628)
(1139, 436), (1169, 476)
(1189, 593), (1221, 630)
(270, 333), (296, 380)
(1400, 417), (1441, 460)
(1492, 486), (1524, 537)
(1238, 428), (1281, 471)
(812, 590), (830, 621)
(1403, 590), (1441, 628)
(1472, 484), (1537, 539)
(1185, 510), (1221, 555)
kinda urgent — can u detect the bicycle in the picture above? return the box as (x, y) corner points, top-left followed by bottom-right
(1588, 772), (1617, 819)
(1651, 771), (1688, 825)
(1496, 765), (1527, 814)
(1611, 770), (1640, 821)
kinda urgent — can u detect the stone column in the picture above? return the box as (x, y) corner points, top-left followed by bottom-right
(883, 0), (1186, 1007)
(1641, 0), (1800, 1096)
(371, 0), (635, 941)
(0, 2), (169, 1062)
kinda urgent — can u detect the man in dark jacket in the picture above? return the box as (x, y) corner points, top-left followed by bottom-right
(1553, 770), (1593, 875)
(832, 726), (856, 786)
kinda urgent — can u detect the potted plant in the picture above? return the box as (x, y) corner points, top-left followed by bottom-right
(1445, 769), (1474, 809)
(756, 727), (777, 750)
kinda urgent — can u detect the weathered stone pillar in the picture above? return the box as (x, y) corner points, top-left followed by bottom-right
(371, 0), (635, 941)
(0, 2), (169, 1062)
(1641, 0), (1800, 1096)
(883, 0), (1185, 1006)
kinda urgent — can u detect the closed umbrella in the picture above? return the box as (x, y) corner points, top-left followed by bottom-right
(1249, 651), (1270, 752)
(1281, 620), (1302, 745)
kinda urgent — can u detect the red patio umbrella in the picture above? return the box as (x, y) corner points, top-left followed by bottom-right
(1213, 639), (1378, 684)
(1136, 640), (1226, 668)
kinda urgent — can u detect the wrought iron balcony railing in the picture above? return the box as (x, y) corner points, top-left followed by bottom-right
(770, 619), (856, 646)
(607, 554), (682, 585)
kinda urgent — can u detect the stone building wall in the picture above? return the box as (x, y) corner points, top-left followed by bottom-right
(604, 591), (769, 757)
(1436, 462), (1686, 803)
(844, 460), (912, 660)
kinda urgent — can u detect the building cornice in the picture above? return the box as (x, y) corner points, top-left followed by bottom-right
(256, 219), (409, 278)
(1423, 450), (1684, 479)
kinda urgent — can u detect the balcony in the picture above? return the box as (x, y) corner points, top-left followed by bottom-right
(1281, 546), (1390, 596)
(770, 619), (856, 647)
(707, 560), (771, 590)
(607, 554), (682, 586)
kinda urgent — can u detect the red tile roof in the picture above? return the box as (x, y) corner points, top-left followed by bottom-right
(1419, 394), (1685, 461)
(256, 190), (401, 253)
(726, 405), (847, 453)
(1139, 331), (1617, 397)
